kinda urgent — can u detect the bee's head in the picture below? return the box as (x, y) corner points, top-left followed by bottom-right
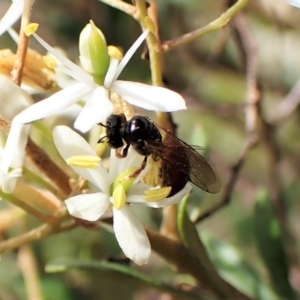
(99, 114), (125, 149)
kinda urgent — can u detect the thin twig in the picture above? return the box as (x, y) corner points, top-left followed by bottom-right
(234, 14), (260, 134)
(97, 0), (136, 16)
(194, 12), (260, 223)
(18, 245), (43, 300)
(271, 78), (300, 125)
(4, 194), (57, 224)
(259, 118), (286, 227)
(194, 136), (257, 223)
(11, 0), (34, 85)
(234, 14), (287, 239)
(26, 139), (71, 196)
(0, 206), (68, 254)
(162, 0), (249, 53)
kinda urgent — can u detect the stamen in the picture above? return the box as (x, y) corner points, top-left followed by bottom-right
(113, 184), (126, 210)
(144, 16), (156, 34)
(144, 187), (171, 202)
(108, 46), (123, 61)
(43, 56), (57, 69)
(95, 142), (106, 158)
(66, 155), (101, 168)
(24, 23), (39, 36)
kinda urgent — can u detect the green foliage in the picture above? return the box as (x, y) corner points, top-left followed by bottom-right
(254, 189), (296, 300)
(46, 258), (202, 300)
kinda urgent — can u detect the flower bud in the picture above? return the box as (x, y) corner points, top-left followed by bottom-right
(79, 21), (109, 85)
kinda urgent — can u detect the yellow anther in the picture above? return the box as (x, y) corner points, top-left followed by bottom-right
(108, 46), (123, 61)
(95, 142), (107, 158)
(113, 185), (126, 210)
(43, 56), (57, 69)
(66, 155), (101, 168)
(24, 23), (39, 36)
(144, 16), (156, 34)
(144, 187), (171, 202)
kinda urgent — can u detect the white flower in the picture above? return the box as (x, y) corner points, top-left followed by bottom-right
(0, 0), (24, 36)
(284, 0), (300, 8)
(53, 125), (191, 265)
(0, 75), (33, 193)
(13, 23), (186, 133)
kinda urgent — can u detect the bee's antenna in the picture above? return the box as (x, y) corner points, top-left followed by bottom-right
(98, 122), (107, 128)
(98, 135), (108, 143)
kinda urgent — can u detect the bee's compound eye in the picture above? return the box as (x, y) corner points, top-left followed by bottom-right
(107, 114), (123, 128)
(104, 114), (125, 149)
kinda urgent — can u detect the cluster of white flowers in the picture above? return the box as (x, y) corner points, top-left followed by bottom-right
(0, 1), (191, 264)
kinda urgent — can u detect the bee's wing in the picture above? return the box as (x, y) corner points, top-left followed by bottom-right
(147, 128), (221, 194)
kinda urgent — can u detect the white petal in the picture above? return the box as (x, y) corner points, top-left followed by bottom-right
(111, 81), (186, 111)
(32, 33), (94, 85)
(126, 182), (150, 202)
(11, 124), (30, 167)
(284, 0), (300, 8)
(0, 122), (28, 193)
(104, 58), (119, 88)
(108, 147), (144, 183)
(1, 168), (22, 193)
(53, 126), (109, 192)
(0, 0), (24, 36)
(113, 206), (151, 265)
(74, 87), (113, 133)
(145, 183), (192, 208)
(65, 193), (110, 221)
(0, 123), (27, 172)
(0, 75), (33, 121)
(113, 29), (149, 81)
(14, 83), (94, 123)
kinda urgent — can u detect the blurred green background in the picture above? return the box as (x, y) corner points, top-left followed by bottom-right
(1, 0), (300, 299)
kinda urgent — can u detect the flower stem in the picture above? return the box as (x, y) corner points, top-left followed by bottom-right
(11, 0), (34, 85)
(135, 0), (163, 86)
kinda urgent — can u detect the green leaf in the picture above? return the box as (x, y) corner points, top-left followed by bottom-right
(254, 189), (296, 300)
(46, 258), (203, 300)
(177, 195), (243, 298)
(202, 234), (278, 300)
(178, 195), (278, 300)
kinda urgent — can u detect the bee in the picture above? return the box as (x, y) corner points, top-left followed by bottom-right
(99, 114), (221, 197)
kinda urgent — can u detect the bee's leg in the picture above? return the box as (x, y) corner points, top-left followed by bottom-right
(115, 144), (130, 158)
(129, 156), (147, 179)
